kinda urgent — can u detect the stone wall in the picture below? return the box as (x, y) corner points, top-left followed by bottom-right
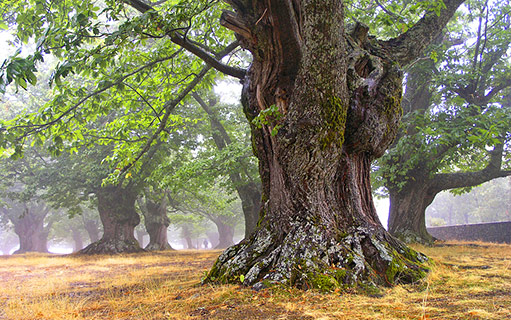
(427, 221), (511, 244)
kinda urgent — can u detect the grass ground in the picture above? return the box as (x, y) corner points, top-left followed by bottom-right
(0, 241), (509, 320)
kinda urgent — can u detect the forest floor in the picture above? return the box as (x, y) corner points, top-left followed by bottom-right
(0, 241), (509, 320)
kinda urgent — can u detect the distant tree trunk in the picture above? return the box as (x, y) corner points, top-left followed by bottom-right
(71, 227), (84, 252)
(9, 203), (50, 254)
(212, 219), (235, 249)
(83, 218), (101, 243)
(388, 182), (437, 244)
(237, 184), (261, 239)
(135, 229), (146, 247)
(80, 185), (143, 254)
(181, 225), (194, 249)
(206, 231), (219, 248)
(193, 92), (261, 238)
(142, 196), (173, 251)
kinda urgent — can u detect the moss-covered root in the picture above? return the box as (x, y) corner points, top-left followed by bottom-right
(204, 221), (428, 292)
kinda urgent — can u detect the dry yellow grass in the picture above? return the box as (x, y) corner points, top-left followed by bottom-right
(0, 241), (510, 320)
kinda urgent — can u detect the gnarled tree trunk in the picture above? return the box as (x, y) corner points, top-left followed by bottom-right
(204, 0), (468, 289)
(80, 185), (143, 254)
(142, 197), (173, 251)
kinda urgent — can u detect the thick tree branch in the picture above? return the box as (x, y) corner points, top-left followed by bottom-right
(452, 76), (511, 106)
(169, 33), (246, 79)
(430, 144), (511, 192)
(191, 92), (232, 149)
(123, 0), (246, 79)
(117, 26), (252, 173)
(382, 0), (466, 66)
(120, 65), (212, 174)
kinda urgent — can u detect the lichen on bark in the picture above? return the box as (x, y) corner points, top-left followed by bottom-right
(207, 219), (427, 291)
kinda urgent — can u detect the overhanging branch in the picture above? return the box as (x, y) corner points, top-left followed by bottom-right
(382, 0), (466, 66)
(123, 0), (246, 79)
(431, 144), (511, 192)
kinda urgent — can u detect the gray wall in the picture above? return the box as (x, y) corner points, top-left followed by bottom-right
(428, 221), (511, 244)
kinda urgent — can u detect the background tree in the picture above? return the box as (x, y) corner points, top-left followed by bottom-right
(376, 0), (511, 243)
(169, 213), (209, 249)
(168, 183), (243, 249)
(192, 91), (260, 238)
(40, 144), (145, 254)
(0, 145), (57, 254)
(138, 188), (173, 251)
(0, 199), (51, 254)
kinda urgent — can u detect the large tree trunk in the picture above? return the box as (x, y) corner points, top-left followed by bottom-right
(143, 197), (173, 251)
(388, 183), (437, 244)
(212, 219), (235, 249)
(10, 203), (50, 254)
(80, 185), (143, 254)
(204, 0), (461, 289)
(237, 184), (261, 239)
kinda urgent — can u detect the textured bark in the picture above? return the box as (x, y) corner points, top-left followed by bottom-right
(80, 186), (143, 254)
(193, 93), (261, 238)
(388, 183), (437, 244)
(203, 0), (467, 290)
(142, 197), (173, 251)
